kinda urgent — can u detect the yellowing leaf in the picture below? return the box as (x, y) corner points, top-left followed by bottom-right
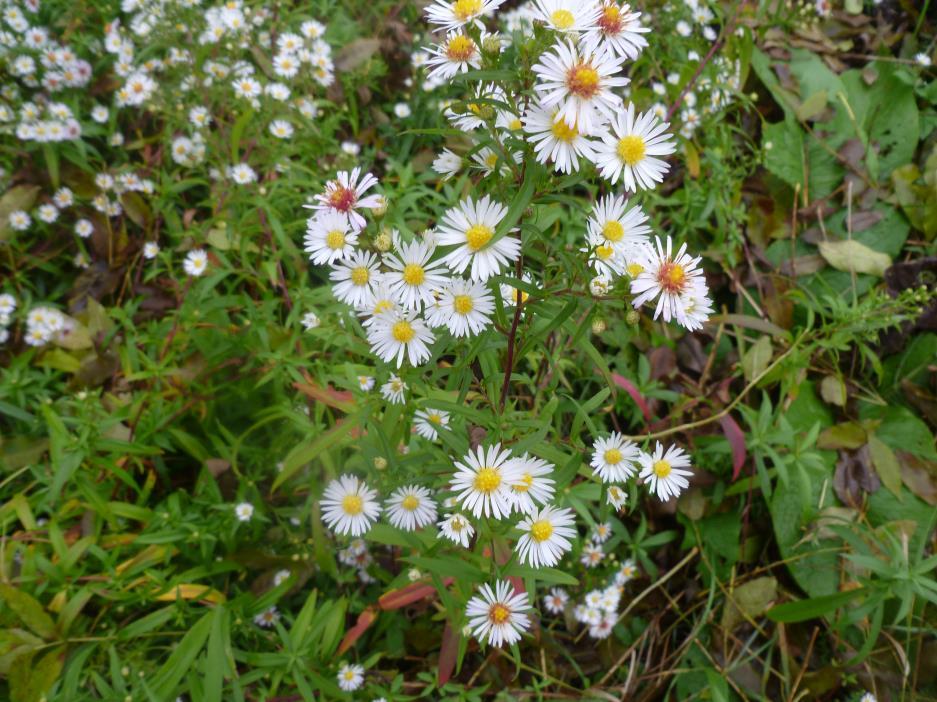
(796, 90), (828, 121)
(153, 584), (226, 604)
(868, 435), (903, 498)
(684, 141), (700, 179)
(741, 335), (773, 381)
(818, 240), (891, 277)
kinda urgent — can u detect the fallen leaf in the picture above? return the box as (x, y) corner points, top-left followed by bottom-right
(817, 422), (867, 450)
(338, 606), (377, 655)
(819, 375), (847, 407)
(867, 436), (903, 498)
(833, 446), (879, 508)
(818, 240), (891, 277)
(895, 451), (937, 506)
(721, 577), (778, 631)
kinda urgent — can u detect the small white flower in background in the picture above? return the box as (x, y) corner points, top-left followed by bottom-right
(0, 294), (16, 317)
(614, 559), (639, 585)
(591, 521), (612, 543)
(301, 312), (320, 330)
(320, 474), (381, 536)
(53, 187), (74, 208)
(228, 163), (257, 184)
(253, 606), (279, 628)
(414, 408), (450, 440)
(393, 102), (411, 118)
(509, 454), (555, 515)
(515, 505), (577, 568)
(73, 252), (90, 269)
(676, 19), (691, 36)
(7, 210), (32, 232)
(543, 587), (569, 614)
(607, 485), (627, 510)
(451, 443), (523, 519)
(357, 375), (375, 391)
(438, 513), (474, 547)
(407, 568), (423, 581)
(329, 249), (381, 308)
(91, 105), (109, 123)
(580, 542), (604, 568)
(183, 249), (208, 277)
(269, 119), (294, 138)
(385, 484), (437, 531)
(915, 52), (932, 68)
(381, 374), (408, 404)
(337, 663), (364, 692)
(235, 502), (254, 522)
(859, 693), (877, 702)
(273, 569), (291, 587)
(465, 580), (531, 648)
(340, 140), (360, 156)
(589, 612), (616, 639)
(143, 242), (160, 259)
(37, 204), (58, 223)
(75, 219), (94, 238)
(591, 432), (641, 483)
(426, 31), (482, 80)
(0, 328), (8, 344)
(589, 274), (611, 297)
(638, 442), (693, 501)
(432, 148), (462, 180)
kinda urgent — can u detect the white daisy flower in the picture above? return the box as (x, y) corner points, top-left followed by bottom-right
(424, 0), (506, 31)
(183, 249), (208, 277)
(508, 454), (555, 515)
(607, 485), (627, 510)
(320, 475), (381, 536)
(228, 163), (257, 184)
(357, 279), (400, 325)
(427, 278), (495, 337)
(680, 289), (714, 332)
(366, 309), (435, 367)
(581, 543), (604, 568)
(8, 210), (31, 231)
(382, 238), (449, 310)
(432, 148), (463, 180)
(587, 194), (652, 260)
(470, 146), (522, 177)
(581, 2), (649, 60)
(386, 484), (437, 531)
(253, 606), (279, 628)
(859, 694), (877, 702)
(629, 236), (709, 326)
(638, 442), (693, 501)
(915, 52), (932, 68)
(451, 443), (522, 519)
(426, 30), (481, 80)
(436, 195), (520, 282)
(584, 230), (627, 278)
(304, 212), (358, 265)
(532, 40), (628, 134)
(532, 0), (601, 34)
(543, 587), (569, 614)
(0, 294), (16, 316)
(522, 103), (596, 174)
(414, 408), (451, 440)
(590, 432), (641, 483)
(337, 663), (364, 692)
(438, 512), (475, 547)
(516, 505), (577, 568)
(465, 580), (531, 648)
(591, 521), (612, 543)
(329, 250), (381, 308)
(614, 558), (638, 585)
(357, 375), (375, 391)
(235, 502), (254, 521)
(500, 273), (536, 306)
(269, 119), (294, 138)
(308, 167), (383, 230)
(301, 312), (320, 330)
(381, 374), (408, 404)
(143, 242), (159, 259)
(589, 612), (616, 639)
(75, 219), (94, 238)
(594, 103), (676, 191)
(273, 569), (292, 587)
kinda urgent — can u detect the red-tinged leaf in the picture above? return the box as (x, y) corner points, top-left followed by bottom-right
(337, 606), (377, 655)
(507, 576), (525, 595)
(293, 376), (355, 413)
(720, 414), (748, 481)
(437, 621), (458, 686)
(378, 578), (454, 610)
(611, 373), (653, 422)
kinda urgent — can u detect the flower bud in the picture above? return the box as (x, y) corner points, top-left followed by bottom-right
(373, 456), (388, 470)
(591, 318), (606, 335)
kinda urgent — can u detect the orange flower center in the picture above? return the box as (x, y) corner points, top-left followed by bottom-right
(656, 261), (687, 294)
(566, 63), (600, 99)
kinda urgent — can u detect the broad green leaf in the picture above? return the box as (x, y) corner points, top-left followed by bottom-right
(0, 585), (56, 640)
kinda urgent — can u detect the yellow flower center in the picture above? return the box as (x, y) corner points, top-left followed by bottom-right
(596, 244), (614, 260)
(374, 299), (394, 314)
(604, 448), (622, 464)
(467, 102), (495, 120)
(488, 603), (511, 624)
(530, 519), (554, 542)
(652, 459), (672, 478)
(392, 320), (415, 343)
(626, 262), (644, 277)
(452, 0), (482, 21)
(343, 670), (356, 680)
(551, 118), (578, 142)
(446, 34), (476, 61)
(350, 266), (370, 285)
(508, 118), (523, 130)
(402, 263), (426, 285)
(514, 473), (533, 492)
(602, 220), (624, 242)
(485, 153), (499, 169)
(401, 494), (420, 511)
(566, 63), (600, 98)
(325, 230), (346, 250)
(342, 494), (363, 515)
(616, 135), (646, 166)
(551, 8), (575, 29)
(429, 413), (443, 424)
(451, 517), (465, 531)
(473, 467), (501, 493)
(465, 224), (493, 251)
(657, 261), (687, 293)
(599, 3), (623, 34)
(453, 294), (474, 315)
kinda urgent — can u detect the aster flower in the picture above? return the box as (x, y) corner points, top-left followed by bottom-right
(587, 194), (652, 259)
(581, 2), (650, 60)
(594, 103), (676, 191)
(533, 0), (601, 33)
(425, 30), (482, 80)
(427, 278), (495, 337)
(451, 443), (522, 519)
(638, 442), (693, 501)
(235, 502), (254, 521)
(329, 250), (381, 308)
(253, 607), (279, 628)
(337, 663), (364, 692)
(385, 485), (437, 531)
(543, 588), (569, 614)
(508, 454), (556, 515)
(424, 0), (506, 31)
(320, 475), (381, 536)
(308, 167), (383, 230)
(183, 249), (208, 277)
(366, 309), (435, 367)
(304, 212), (358, 264)
(383, 238), (450, 310)
(522, 102), (596, 174)
(414, 408), (451, 440)
(436, 195), (520, 282)
(590, 432), (641, 482)
(515, 505), (577, 568)
(381, 374), (408, 404)
(629, 236), (709, 327)
(465, 580), (531, 647)
(580, 543), (604, 568)
(607, 485), (627, 510)
(438, 513), (475, 547)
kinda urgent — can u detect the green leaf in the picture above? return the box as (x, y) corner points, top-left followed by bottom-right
(10, 648), (64, 702)
(767, 588), (865, 623)
(818, 240), (891, 277)
(273, 420), (355, 491)
(203, 606), (226, 702)
(868, 435), (902, 498)
(0, 585), (56, 640)
(148, 610), (213, 699)
(721, 576), (778, 630)
(741, 335), (772, 381)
